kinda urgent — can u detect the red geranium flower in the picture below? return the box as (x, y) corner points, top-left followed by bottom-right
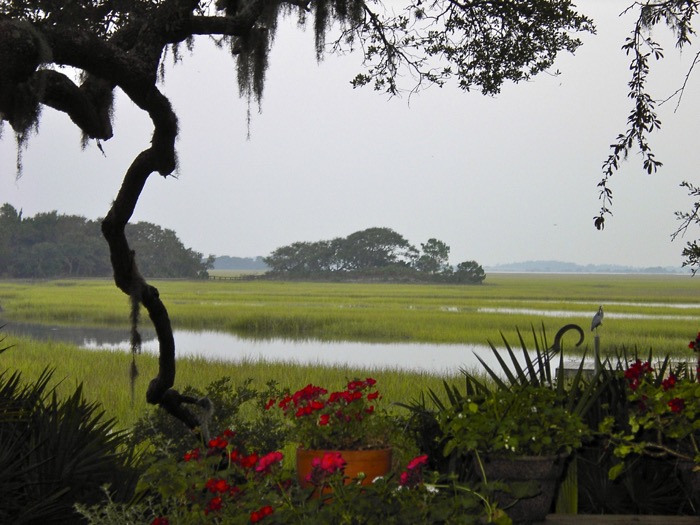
(205, 478), (230, 494)
(208, 436), (228, 450)
(662, 374), (676, 391)
(399, 454), (429, 487)
(668, 397), (685, 413)
(205, 496), (223, 515)
(183, 448), (200, 462)
(239, 453), (259, 469)
(272, 378), (387, 450)
(316, 451), (347, 474)
(250, 505), (274, 523)
(255, 451), (284, 474)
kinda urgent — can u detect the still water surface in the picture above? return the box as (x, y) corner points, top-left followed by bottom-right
(0, 320), (590, 374)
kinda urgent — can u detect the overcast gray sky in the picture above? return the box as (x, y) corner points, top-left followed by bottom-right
(2, 1), (699, 269)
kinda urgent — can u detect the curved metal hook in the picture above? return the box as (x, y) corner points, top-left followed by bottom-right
(550, 323), (584, 355)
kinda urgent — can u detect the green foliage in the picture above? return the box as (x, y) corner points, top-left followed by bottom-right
(264, 226), (485, 283)
(0, 366), (139, 524)
(600, 356), (700, 479)
(440, 385), (591, 458)
(264, 227), (418, 274)
(400, 324), (602, 479)
(454, 260), (486, 284)
(416, 238), (451, 275)
(130, 377), (287, 461)
(0, 203), (211, 278)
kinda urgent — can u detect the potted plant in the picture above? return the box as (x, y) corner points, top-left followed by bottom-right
(88, 428), (505, 524)
(440, 385), (591, 524)
(266, 378), (396, 488)
(601, 357), (699, 511)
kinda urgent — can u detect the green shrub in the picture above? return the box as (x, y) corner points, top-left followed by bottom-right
(129, 377), (288, 461)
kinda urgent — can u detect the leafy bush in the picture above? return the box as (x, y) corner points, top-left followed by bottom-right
(441, 386), (591, 458)
(130, 377), (287, 460)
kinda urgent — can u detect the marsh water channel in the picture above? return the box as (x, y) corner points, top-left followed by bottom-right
(0, 320), (594, 375)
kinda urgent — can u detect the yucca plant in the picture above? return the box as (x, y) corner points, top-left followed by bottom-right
(0, 330), (140, 524)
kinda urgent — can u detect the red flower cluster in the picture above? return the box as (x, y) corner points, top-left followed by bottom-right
(304, 451), (347, 485)
(151, 518), (169, 525)
(205, 496), (223, 515)
(171, 431), (285, 522)
(267, 378), (383, 450)
(399, 454), (429, 488)
(662, 373), (676, 391)
(205, 477), (230, 494)
(250, 505), (274, 523)
(623, 359), (653, 390)
(183, 448), (200, 462)
(668, 397), (685, 413)
(255, 451), (284, 474)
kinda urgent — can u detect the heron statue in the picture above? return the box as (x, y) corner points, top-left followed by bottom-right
(591, 305), (604, 374)
(591, 305), (604, 332)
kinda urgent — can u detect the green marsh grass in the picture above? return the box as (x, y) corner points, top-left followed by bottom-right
(1, 274), (699, 358)
(0, 334), (458, 430)
(2, 273), (698, 430)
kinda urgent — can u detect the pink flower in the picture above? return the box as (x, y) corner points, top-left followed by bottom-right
(316, 451), (347, 473)
(406, 454), (429, 470)
(255, 451), (284, 474)
(399, 454), (429, 487)
(305, 452), (347, 484)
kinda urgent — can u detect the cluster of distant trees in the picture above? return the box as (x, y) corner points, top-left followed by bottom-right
(0, 204), (212, 279)
(263, 227), (485, 284)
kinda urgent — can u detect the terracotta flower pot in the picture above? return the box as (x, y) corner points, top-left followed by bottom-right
(475, 454), (568, 525)
(296, 447), (393, 489)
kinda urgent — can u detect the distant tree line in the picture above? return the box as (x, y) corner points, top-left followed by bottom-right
(263, 227), (485, 284)
(0, 204), (213, 279)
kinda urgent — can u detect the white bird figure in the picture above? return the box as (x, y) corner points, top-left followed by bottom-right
(591, 305), (604, 332)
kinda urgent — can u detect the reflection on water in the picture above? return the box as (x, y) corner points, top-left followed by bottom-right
(0, 320), (591, 374)
(478, 307), (698, 321)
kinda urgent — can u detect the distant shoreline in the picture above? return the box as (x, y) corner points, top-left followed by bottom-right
(213, 256), (686, 276)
